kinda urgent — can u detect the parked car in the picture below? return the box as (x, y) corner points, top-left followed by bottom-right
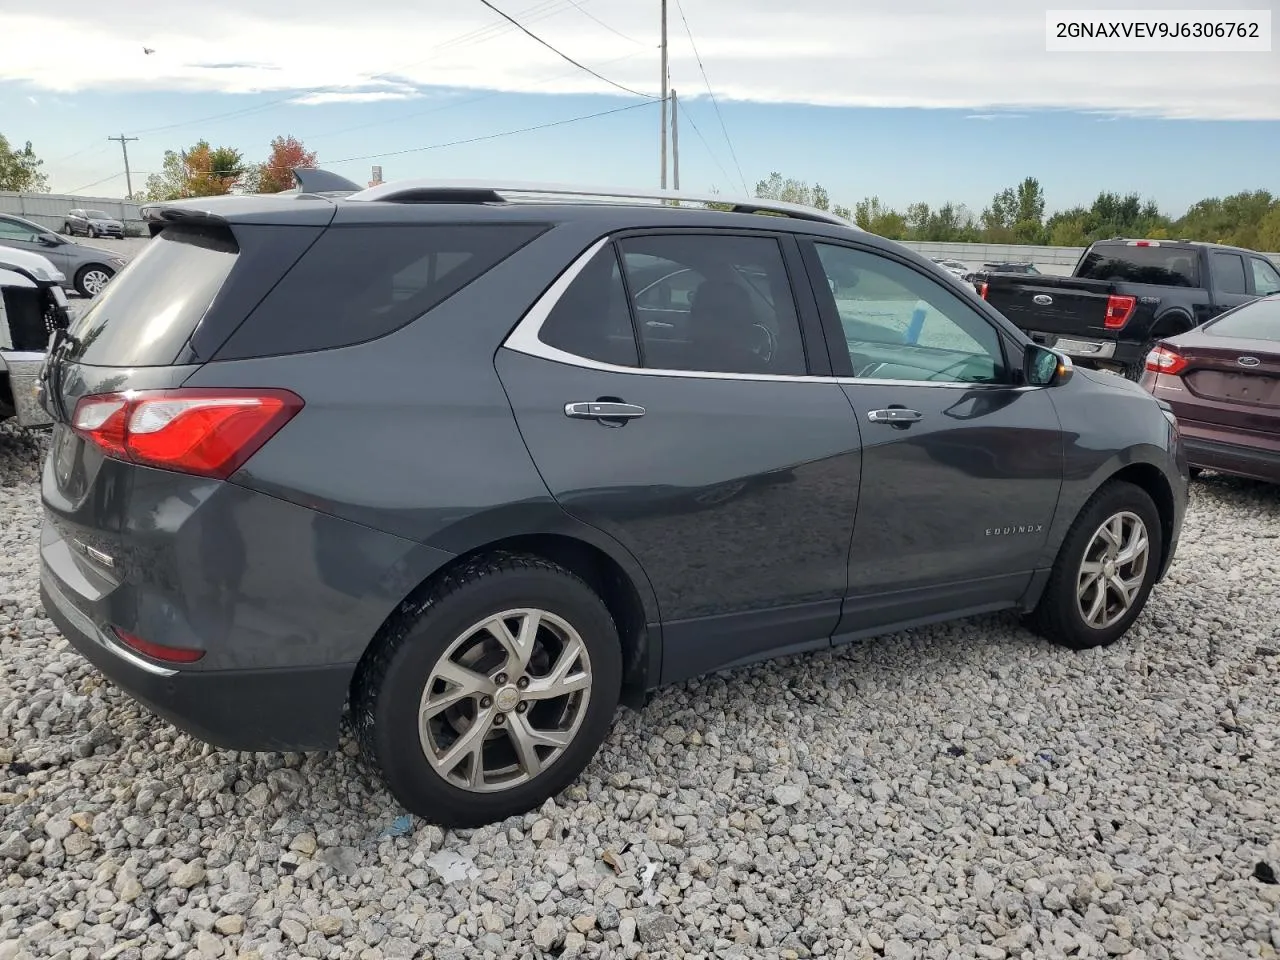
(979, 239), (1280, 380)
(0, 213), (130, 297)
(929, 257), (970, 280)
(63, 208), (126, 239)
(966, 261), (1040, 283)
(1141, 293), (1280, 484)
(38, 172), (1188, 827)
(0, 248), (70, 428)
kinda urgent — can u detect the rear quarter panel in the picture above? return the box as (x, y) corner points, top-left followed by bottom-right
(180, 220), (662, 624)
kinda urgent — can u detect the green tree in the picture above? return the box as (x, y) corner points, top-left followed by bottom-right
(139, 140), (245, 201)
(852, 196), (908, 239)
(755, 171), (838, 211)
(0, 134), (49, 192)
(1258, 207), (1280, 252)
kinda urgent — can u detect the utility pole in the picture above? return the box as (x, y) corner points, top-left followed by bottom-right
(107, 134), (139, 199)
(671, 87), (680, 191)
(659, 0), (668, 190)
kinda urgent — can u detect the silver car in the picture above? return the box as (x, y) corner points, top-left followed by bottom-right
(0, 213), (129, 297)
(64, 208), (125, 239)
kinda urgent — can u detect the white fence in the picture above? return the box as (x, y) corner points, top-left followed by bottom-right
(0, 191), (144, 235)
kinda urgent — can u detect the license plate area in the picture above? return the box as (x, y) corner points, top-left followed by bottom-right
(1186, 370), (1280, 407)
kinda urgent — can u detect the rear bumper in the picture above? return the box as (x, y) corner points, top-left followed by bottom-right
(41, 562), (353, 751)
(1026, 332), (1143, 367)
(1182, 436), (1280, 484)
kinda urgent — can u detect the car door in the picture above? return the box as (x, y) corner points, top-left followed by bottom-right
(1208, 251), (1256, 315)
(0, 216), (69, 276)
(497, 229), (863, 684)
(797, 237), (1065, 636)
(1249, 256), (1280, 297)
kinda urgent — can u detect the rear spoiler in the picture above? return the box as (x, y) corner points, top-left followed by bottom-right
(141, 167), (359, 236)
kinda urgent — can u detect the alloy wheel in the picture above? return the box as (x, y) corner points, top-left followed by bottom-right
(1076, 511), (1149, 629)
(81, 269), (111, 296)
(418, 608), (592, 793)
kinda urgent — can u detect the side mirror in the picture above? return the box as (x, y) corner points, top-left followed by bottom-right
(38, 234), (62, 247)
(1024, 344), (1073, 387)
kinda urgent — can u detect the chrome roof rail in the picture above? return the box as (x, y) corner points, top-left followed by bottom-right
(344, 178), (857, 228)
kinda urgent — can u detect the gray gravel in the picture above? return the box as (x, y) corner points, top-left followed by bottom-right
(2, 421), (1278, 960)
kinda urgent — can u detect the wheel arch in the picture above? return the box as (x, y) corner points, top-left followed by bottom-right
(353, 528), (661, 712)
(1150, 308), (1194, 338)
(1101, 461), (1178, 576)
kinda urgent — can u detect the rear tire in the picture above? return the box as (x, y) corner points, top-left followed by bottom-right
(352, 553), (622, 827)
(1025, 481), (1163, 650)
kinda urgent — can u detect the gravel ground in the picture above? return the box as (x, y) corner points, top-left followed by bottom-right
(1, 422), (1278, 960)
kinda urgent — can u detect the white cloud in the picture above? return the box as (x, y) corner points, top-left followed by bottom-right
(1, 1), (1277, 119)
(290, 90), (425, 106)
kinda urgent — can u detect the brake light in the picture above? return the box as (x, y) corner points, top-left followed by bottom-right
(1145, 346), (1188, 375)
(112, 627), (205, 664)
(1126, 240), (1160, 247)
(72, 388), (303, 480)
(977, 281), (988, 299)
(1104, 294), (1137, 329)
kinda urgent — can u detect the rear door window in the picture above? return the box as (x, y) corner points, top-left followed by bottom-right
(67, 224), (239, 367)
(538, 245), (639, 367)
(216, 223), (548, 358)
(1210, 252), (1248, 295)
(1076, 245), (1201, 287)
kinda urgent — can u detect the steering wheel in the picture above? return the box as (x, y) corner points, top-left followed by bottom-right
(750, 323), (776, 363)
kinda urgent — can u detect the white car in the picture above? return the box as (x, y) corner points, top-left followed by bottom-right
(930, 257), (971, 280)
(1, 247), (70, 428)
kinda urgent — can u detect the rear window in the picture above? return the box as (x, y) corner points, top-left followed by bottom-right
(68, 224), (239, 367)
(215, 223), (547, 358)
(1076, 244), (1201, 287)
(1204, 296), (1280, 342)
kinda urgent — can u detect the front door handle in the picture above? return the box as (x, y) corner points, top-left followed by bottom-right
(564, 401), (646, 422)
(867, 407), (922, 425)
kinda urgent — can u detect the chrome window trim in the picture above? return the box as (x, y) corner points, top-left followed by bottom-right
(501, 236), (1031, 391)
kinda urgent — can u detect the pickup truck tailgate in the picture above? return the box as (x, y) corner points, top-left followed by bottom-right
(983, 275), (1120, 338)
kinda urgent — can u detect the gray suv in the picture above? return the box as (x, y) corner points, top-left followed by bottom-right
(37, 172), (1189, 827)
(0, 213), (129, 296)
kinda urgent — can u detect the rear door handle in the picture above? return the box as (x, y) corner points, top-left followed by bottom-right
(564, 401), (646, 421)
(867, 407), (922, 425)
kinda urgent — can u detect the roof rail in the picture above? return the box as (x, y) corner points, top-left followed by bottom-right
(344, 178), (857, 228)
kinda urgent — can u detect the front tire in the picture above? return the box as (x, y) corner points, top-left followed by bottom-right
(1025, 481), (1163, 650)
(352, 553), (623, 827)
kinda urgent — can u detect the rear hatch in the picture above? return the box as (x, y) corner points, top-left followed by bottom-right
(39, 210), (329, 552)
(1158, 306), (1280, 434)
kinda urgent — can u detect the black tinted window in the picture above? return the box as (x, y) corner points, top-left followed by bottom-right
(1210, 252), (1248, 295)
(539, 245), (639, 367)
(226, 223), (546, 357)
(618, 234), (807, 375)
(1076, 244), (1200, 287)
(1204, 296), (1280, 341)
(68, 225), (238, 367)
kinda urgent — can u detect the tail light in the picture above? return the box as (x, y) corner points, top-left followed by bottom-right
(1145, 346), (1188, 375)
(112, 627), (205, 664)
(1103, 294), (1137, 329)
(72, 388), (303, 480)
(977, 281), (988, 299)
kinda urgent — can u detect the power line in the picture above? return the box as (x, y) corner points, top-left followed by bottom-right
(476, 0), (655, 99)
(66, 172), (127, 193)
(672, 0), (748, 194)
(302, 50), (649, 142)
(563, 0), (646, 45)
(325, 99), (657, 165)
(679, 107), (735, 190)
(121, 0), (584, 139)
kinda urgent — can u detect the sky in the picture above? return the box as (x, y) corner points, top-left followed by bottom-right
(1, 0), (1277, 217)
